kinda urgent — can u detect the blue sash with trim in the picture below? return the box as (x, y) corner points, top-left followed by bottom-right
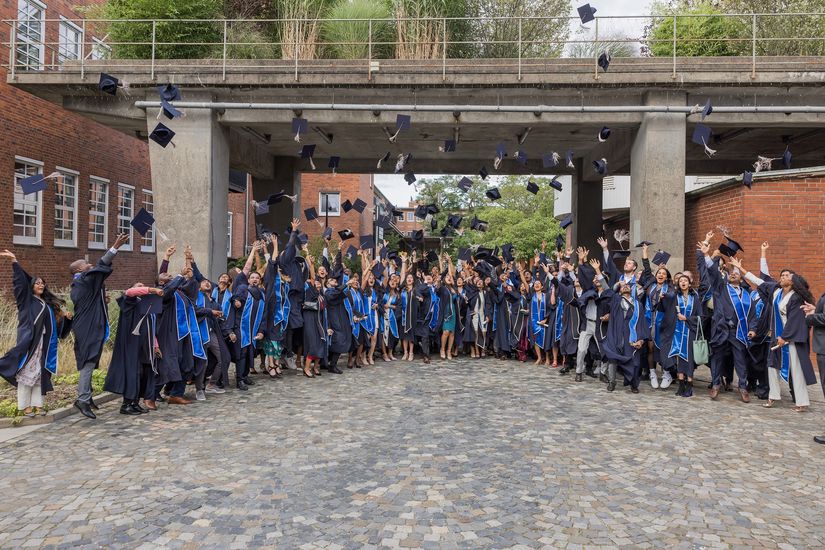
(428, 286), (440, 332)
(195, 292), (211, 346)
(668, 293), (694, 361)
(727, 284), (751, 345)
(773, 290), (792, 382)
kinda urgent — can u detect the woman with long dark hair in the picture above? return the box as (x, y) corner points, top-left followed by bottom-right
(0, 250), (72, 417)
(438, 255), (458, 360)
(660, 273), (703, 397)
(302, 253), (328, 378)
(399, 253), (418, 361)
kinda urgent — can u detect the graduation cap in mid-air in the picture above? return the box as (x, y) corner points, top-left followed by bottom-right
(439, 226), (452, 237)
(560, 214), (573, 229)
(742, 170), (753, 189)
(543, 152), (560, 169)
(425, 203), (439, 215)
(377, 151), (391, 170)
(593, 158), (608, 175)
(555, 234), (565, 252)
(692, 124), (716, 157)
(130, 208), (155, 237)
(652, 250), (671, 266)
(577, 3), (597, 24)
(549, 176), (563, 192)
(341, 199), (353, 213)
(598, 51), (611, 72)
(159, 98), (183, 120)
(299, 144), (317, 170)
(458, 176), (473, 193)
(389, 114), (411, 143)
(292, 117), (308, 142)
(701, 98), (713, 120)
(371, 262), (385, 280)
(267, 191), (295, 205)
(414, 204), (429, 219)
(471, 217), (489, 232)
(439, 140), (456, 152)
(404, 171), (416, 185)
(304, 207), (319, 222)
(485, 187), (502, 201)
(430, 217), (438, 231)
(598, 126), (611, 142)
(345, 245), (359, 260)
(635, 240), (654, 247)
(322, 227), (333, 240)
(395, 153), (412, 173)
(514, 149), (528, 166)
(458, 248), (472, 262)
(352, 198), (368, 214)
(328, 156), (341, 175)
(98, 73), (124, 96)
(158, 83), (181, 101)
(411, 229), (424, 242)
(782, 147), (792, 169)
(426, 250), (439, 264)
(526, 180), (539, 195)
(18, 172), (60, 195)
(565, 150), (575, 169)
(254, 201), (270, 216)
(479, 166), (489, 180)
(447, 214), (463, 229)
(149, 123), (176, 148)
(359, 234), (375, 250)
(502, 244), (515, 263)
(719, 237), (743, 258)
(494, 143), (508, 169)
(338, 229), (354, 241)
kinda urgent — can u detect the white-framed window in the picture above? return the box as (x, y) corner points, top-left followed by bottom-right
(54, 167), (78, 247)
(226, 212), (233, 258)
(319, 192), (340, 217)
(13, 157), (43, 246)
(140, 190), (155, 253)
(58, 17), (83, 64)
(16, 0), (46, 70)
(90, 37), (110, 60)
(117, 184), (135, 251)
(88, 177), (109, 250)
(406, 212), (414, 222)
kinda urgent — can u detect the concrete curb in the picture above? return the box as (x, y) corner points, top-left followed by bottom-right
(0, 392), (119, 429)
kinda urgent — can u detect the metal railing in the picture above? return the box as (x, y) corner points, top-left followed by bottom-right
(3, 13), (825, 82)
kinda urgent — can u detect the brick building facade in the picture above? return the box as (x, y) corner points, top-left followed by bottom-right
(298, 173), (376, 243)
(0, 0), (252, 291)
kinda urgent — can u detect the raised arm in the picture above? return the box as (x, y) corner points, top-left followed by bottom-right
(242, 241), (258, 276)
(306, 254), (316, 283)
(760, 241), (770, 278)
(100, 233), (129, 266)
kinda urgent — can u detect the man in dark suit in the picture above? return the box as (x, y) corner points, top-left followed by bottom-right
(803, 293), (825, 444)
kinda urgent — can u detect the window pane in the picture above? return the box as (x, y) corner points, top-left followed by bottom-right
(54, 172), (77, 245)
(141, 192), (155, 251)
(13, 160), (41, 244)
(117, 186), (134, 249)
(88, 179), (108, 247)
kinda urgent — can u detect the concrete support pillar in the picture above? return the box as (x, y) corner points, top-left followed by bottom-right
(250, 157), (298, 236)
(147, 94), (229, 279)
(630, 91), (687, 271)
(570, 158), (604, 253)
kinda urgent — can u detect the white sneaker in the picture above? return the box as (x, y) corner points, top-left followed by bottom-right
(660, 370), (673, 389)
(195, 390), (206, 401)
(205, 385), (225, 394)
(649, 370), (659, 389)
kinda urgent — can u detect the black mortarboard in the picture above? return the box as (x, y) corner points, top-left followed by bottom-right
(345, 245), (358, 260)
(396, 114), (411, 131)
(486, 256), (503, 268)
(425, 203), (439, 215)
(719, 237), (743, 257)
(475, 246), (493, 260)
(404, 172), (416, 184)
(299, 144), (316, 158)
(304, 207), (318, 221)
(342, 199), (353, 213)
(98, 73), (120, 95)
(149, 123), (175, 148)
(593, 158), (608, 175)
(160, 98), (183, 120)
(391, 207), (403, 218)
(515, 150), (528, 165)
(267, 191), (288, 204)
(292, 117), (308, 136)
(701, 98), (713, 120)
(692, 124), (712, 146)
(328, 156), (341, 171)
(502, 244), (514, 263)
(415, 204), (428, 219)
(426, 250), (439, 263)
(338, 229), (354, 241)
(549, 176), (563, 192)
(479, 166), (489, 180)
(598, 126), (611, 142)
(158, 83), (181, 101)
(18, 173), (48, 195)
(598, 51), (611, 72)
(458, 176), (473, 193)
(323, 227), (333, 240)
(612, 250), (631, 260)
(412, 229), (424, 241)
(137, 294), (163, 316)
(360, 234), (375, 250)
(565, 150), (575, 168)
(439, 226), (451, 237)
(635, 240), (654, 247)
(577, 3), (597, 24)
(352, 198), (367, 213)
(526, 180), (539, 194)
(555, 234), (565, 251)
(447, 214), (462, 229)
(782, 147), (792, 169)
(495, 143), (508, 159)
(652, 250), (671, 265)
(371, 262), (384, 280)
(743, 171), (753, 189)
(130, 207), (155, 236)
(296, 233), (308, 246)
(485, 187), (502, 201)
(578, 263), (596, 292)
(458, 248), (471, 261)
(440, 140), (456, 152)
(430, 217), (437, 230)
(542, 152), (560, 169)
(560, 214), (573, 229)
(473, 262), (492, 278)
(255, 201), (270, 216)
(471, 217), (489, 232)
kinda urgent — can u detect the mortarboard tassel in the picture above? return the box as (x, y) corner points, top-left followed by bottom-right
(388, 128), (401, 143)
(308, 157), (316, 170)
(294, 130), (302, 143)
(552, 151), (561, 166)
(377, 152), (390, 170)
(688, 104), (702, 116)
(566, 156), (575, 169)
(754, 155), (777, 173)
(702, 138), (716, 157)
(493, 154), (503, 171)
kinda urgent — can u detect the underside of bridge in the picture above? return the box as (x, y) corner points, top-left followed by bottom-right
(12, 57), (825, 277)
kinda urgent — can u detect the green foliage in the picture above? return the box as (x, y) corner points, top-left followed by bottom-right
(568, 30), (637, 59)
(322, 0), (393, 59)
(414, 175), (563, 260)
(465, 0), (571, 58)
(93, 0), (224, 59)
(224, 24), (279, 60)
(0, 399), (18, 418)
(645, 1), (750, 57)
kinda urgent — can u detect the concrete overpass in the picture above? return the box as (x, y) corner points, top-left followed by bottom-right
(11, 56), (825, 276)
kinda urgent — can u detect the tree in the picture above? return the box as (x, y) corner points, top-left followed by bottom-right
(466, 0), (572, 59)
(643, 1), (749, 57)
(568, 30), (638, 59)
(413, 175), (563, 261)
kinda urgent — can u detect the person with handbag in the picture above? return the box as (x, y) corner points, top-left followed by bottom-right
(301, 253), (328, 378)
(659, 273), (704, 397)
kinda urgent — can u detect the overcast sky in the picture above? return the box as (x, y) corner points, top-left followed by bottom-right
(374, 1), (654, 206)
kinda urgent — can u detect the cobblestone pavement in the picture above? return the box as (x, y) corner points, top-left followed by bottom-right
(3, 358), (825, 549)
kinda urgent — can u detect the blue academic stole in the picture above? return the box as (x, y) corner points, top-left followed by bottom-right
(273, 273), (289, 329)
(344, 288), (360, 338)
(177, 292), (206, 360)
(554, 296), (563, 342)
(772, 290), (792, 382)
(727, 284), (752, 345)
(531, 293), (546, 342)
(361, 289), (377, 334)
(668, 293), (694, 361)
(174, 292), (191, 341)
(401, 290), (410, 330)
(195, 292), (211, 346)
(212, 287), (232, 318)
(240, 291), (265, 349)
(753, 291), (765, 318)
(428, 286), (440, 332)
(646, 283), (668, 347)
(628, 296), (640, 344)
(382, 292), (399, 338)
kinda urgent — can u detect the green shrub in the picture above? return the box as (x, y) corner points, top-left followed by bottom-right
(321, 0), (393, 59)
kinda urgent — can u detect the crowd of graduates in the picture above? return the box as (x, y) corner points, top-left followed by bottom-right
(2, 222), (825, 425)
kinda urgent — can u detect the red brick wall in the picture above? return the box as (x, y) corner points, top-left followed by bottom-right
(686, 177), (825, 297)
(299, 172), (374, 242)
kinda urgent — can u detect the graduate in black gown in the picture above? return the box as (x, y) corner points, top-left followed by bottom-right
(281, 219), (306, 369)
(69, 232), (129, 419)
(324, 243), (351, 374)
(105, 283), (164, 414)
(414, 270), (439, 364)
(302, 253), (329, 378)
(659, 273), (703, 397)
(0, 250), (72, 417)
(229, 244), (267, 390)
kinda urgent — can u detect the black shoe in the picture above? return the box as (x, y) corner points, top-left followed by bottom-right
(236, 381), (249, 391)
(330, 367), (343, 374)
(559, 366), (570, 375)
(128, 403), (147, 414)
(585, 370), (598, 379)
(243, 378), (256, 386)
(675, 379), (686, 397)
(631, 386), (640, 394)
(74, 400), (96, 419)
(814, 435), (825, 445)
(574, 373), (583, 382)
(120, 404), (142, 416)
(607, 381), (616, 392)
(89, 397), (100, 411)
(599, 373), (608, 383)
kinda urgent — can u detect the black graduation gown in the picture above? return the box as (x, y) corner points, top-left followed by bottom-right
(511, 293), (531, 351)
(414, 283), (437, 339)
(658, 289), (703, 372)
(702, 255), (757, 348)
(302, 283), (328, 359)
(325, 285), (352, 354)
(759, 280), (817, 385)
(281, 231), (305, 329)
(490, 283), (518, 353)
(105, 293), (156, 400)
(400, 285), (418, 342)
(0, 263), (71, 393)
(556, 282), (581, 356)
(646, 282), (676, 364)
(602, 290), (650, 384)
(154, 276), (190, 386)
(463, 286), (493, 347)
(70, 254), (113, 369)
